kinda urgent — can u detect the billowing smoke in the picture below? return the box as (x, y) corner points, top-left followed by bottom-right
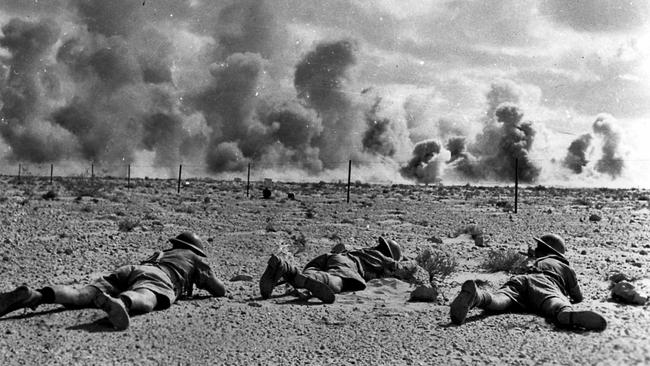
(400, 140), (442, 183)
(0, 18), (75, 162)
(295, 40), (363, 167)
(563, 133), (592, 173)
(562, 114), (625, 178)
(593, 114), (624, 178)
(0, 3), (633, 186)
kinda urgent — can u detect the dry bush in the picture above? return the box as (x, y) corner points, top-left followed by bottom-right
(175, 204), (196, 214)
(415, 247), (458, 281)
(481, 249), (527, 273)
(60, 178), (107, 198)
(117, 217), (140, 232)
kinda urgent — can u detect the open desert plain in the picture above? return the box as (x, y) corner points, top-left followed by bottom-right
(0, 176), (648, 365)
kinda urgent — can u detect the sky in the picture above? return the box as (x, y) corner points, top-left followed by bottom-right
(0, 0), (648, 187)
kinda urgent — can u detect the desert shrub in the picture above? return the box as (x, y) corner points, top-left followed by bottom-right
(265, 217), (277, 232)
(60, 178), (107, 198)
(117, 217), (140, 232)
(481, 249), (527, 273)
(416, 247), (458, 281)
(80, 205), (93, 213)
(175, 204), (196, 214)
(42, 190), (58, 200)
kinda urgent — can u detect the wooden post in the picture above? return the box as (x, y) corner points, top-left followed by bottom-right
(177, 164), (182, 194)
(91, 163), (94, 179)
(127, 164), (131, 188)
(50, 164), (53, 184)
(514, 158), (519, 214)
(246, 163), (250, 198)
(18, 164), (21, 182)
(347, 160), (352, 203)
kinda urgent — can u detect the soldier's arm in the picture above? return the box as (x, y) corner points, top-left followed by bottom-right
(568, 282), (583, 303)
(390, 260), (429, 286)
(195, 266), (226, 297)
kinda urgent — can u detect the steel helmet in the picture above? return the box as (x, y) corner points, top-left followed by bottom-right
(376, 237), (402, 261)
(533, 234), (566, 258)
(169, 232), (207, 257)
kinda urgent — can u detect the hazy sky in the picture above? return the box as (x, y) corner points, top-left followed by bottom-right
(0, 0), (648, 186)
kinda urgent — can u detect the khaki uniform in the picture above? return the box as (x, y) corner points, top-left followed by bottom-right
(303, 248), (426, 291)
(92, 248), (217, 309)
(495, 255), (583, 316)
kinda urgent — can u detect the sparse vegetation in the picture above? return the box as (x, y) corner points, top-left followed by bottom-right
(117, 217), (140, 232)
(416, 247), (458, 281)
(481, 249), (527, 273)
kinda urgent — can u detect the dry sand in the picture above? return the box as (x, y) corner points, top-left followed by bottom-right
(0, 177), (648, 365)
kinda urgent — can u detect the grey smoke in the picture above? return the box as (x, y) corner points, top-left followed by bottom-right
(400, 139), (442, 183)
(593, 114), (624, 178)
(563, 133), (592, 173)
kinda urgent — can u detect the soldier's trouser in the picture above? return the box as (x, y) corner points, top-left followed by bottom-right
(301, 270), (344, 293)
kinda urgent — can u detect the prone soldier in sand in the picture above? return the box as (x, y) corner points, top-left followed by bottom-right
(260, 237), (430, 303)
(0, 232), (226, 330)
(450, 233), (607, 331)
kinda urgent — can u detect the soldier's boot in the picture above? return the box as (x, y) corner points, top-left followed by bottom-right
(93, 291), (130, 331)
(259, 254), (299, 299)
(450, 280), (490, 325)
(556, 310), (607, 331)
(0, 286), (43, 317)
(293, 273), (336, 304)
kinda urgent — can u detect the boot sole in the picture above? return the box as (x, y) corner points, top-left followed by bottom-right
(450, 280), (478, 325)
(260, 255), (283, 299)
(94, 292), (130, 331)
(558, 310), (607, 331)
(299, 275), (335, 304)
(0, 286), (35, 318)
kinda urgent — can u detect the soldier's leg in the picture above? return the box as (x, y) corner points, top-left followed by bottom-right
(543, 297), (607, 331)
(450, 280), (517, 324)
(292, 270), (339, 304)
(118, 289), (158, 313)
(299, 270), (343, 293)
(0, 284), (104, 317)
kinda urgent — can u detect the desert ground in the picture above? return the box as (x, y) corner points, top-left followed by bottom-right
(0, 176), (648, 365)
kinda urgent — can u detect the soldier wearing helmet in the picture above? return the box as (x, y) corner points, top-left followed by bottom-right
(260, 236), (430, 304)
(0, 232), (226, 331)
(449, 233), (607, 331)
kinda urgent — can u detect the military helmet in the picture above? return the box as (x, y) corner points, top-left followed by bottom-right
(376, 237), (402, 261)
(169, 232), (207, 257)
(533, 234), (566, 258)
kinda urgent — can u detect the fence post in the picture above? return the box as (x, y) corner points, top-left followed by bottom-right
(91, 163), (94, 179)
(127, 164), (131, 188)
(246, 163), (250, 198)
(18, 163), (21, 182)
(50, 164), (53, 184)
(177, 164), (182, 194)
(347, 160), (352, 203)
(514, 158), (518, 214)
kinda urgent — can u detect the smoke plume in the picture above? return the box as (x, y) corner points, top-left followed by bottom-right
(563, 133), (592, 173)
(593, 114), (624, 178)
(400, 140), (442, 183)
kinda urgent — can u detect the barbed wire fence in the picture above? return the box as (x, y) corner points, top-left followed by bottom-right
(3, 158), (649, 212)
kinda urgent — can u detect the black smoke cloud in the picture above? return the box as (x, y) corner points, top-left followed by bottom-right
(563, 133), (592, 173)
(562, 114), (625, 178)
(400, 139), (442, 183)
(400, 82), (540, 184)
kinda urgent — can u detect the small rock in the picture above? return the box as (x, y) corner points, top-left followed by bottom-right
(64, 248), (73, 255)
(427, 236), (443, 244)
(229, 274), (254, 282)
(640, 250), (648, 255)
(580, 250), (587, 255)
(287, 192), (295, 200)
(409, 285), (438, 302)
(589, 214), (602, 222)
(248, 302), (262, 307)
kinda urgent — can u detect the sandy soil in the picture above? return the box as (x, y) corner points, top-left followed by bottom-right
(0, 177), (649, 365)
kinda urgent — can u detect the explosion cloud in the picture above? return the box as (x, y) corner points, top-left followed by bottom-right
(593, 114), (624, 178)
(0, 2), (637, 186)
(563, 133), (593, 173)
